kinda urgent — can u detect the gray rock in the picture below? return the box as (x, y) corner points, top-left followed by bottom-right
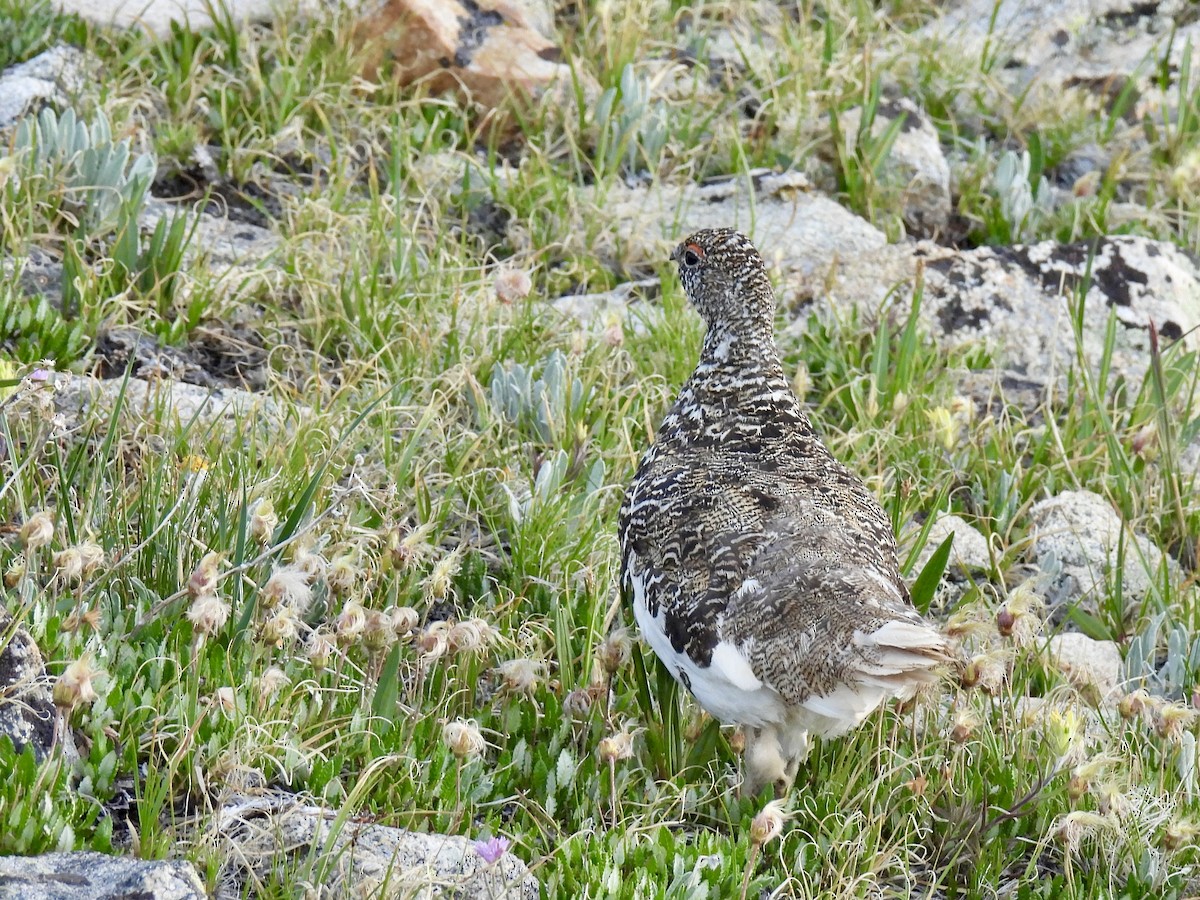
(0, 47), (88, 129)
(874, 235), (1200, 393)
(50, 0), (368, 35)
(141, 198), (281, 271)
(552, 278), (660, 338)
(54, 374), (305, 435)
(547, 170), (887, 303)
(839, 98), (951, 236)
(1047, 632), (1125, 703)
(918, 0), (1200, 103)
(1027, 489), (1180, 618)
(4, 248), (64, 309)
(0, 851), (205, 900)
(0, 611), (60, 762)
(211, 792), (538, 899)
(911, 514), (992, 576)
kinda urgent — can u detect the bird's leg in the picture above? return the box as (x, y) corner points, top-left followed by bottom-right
(741, 725), (788, 799)
(771, 727), (811, 798)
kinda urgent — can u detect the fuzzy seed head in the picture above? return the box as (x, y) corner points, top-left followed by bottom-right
(20, 511), (54, 551)
(598, 727), (636, 763)
(292, 544), (328, 581)
(4, 557), (26, 588)
(749, 799), (789, 846)
(256, 666), (291, 703)
(1070, 753), (1120, 799)
(53, 654), (101, 712)
(334, 600), (367, 646)
(997, 585), (1044, 646)
(418, 621), (451, 660)
(326, 552), (359, 595)
(943, 608), (993, 642)
(77, 542), (105, 578)
(496, 657), (544, 695)
(188, 551), (222, 597)
(187, 592), (231, 637)
(1131, 422), (1158, 458)
(424, 547), (464, 600)
(494, 266), (532, 304)
(260, 607), (301, 648)
(949, 709), (980, 744)
(52, 548), (84, 584)
(1055, 810), (1113, 855)
(563, 686), (596, 719)
(388, 522), (436, 572)
(249, 497), (278, 544)
(602, 314), (624, 348)
(728, 728), (746, 754)
(63, 607), (102, 633)
(1164, 817), (1200, 851)
(443, 718), (486, 759)
(1119, 689), (1151, 721)
(448, 617), (498, 655)
(1154, 701), (1198, 742)
(961, 649), (1010, 694)
(306, 630), (337, 672)
(390, 606), (421, 639)
(262, 565), (314, 613)
(597, 628), (632, 677)
(363, 609), (396, 653)
(213, 686), (237, 714)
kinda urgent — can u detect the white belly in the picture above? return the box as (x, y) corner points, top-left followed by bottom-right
(628, 569), (786, 727)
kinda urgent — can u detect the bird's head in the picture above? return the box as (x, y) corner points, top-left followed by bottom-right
(671, 228), (776, 335)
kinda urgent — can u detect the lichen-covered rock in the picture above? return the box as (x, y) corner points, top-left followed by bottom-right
(1047, 632), (1125, 703)
(211, 792), (538, 899)
(0, 851), (206, 900)
(910, 514), (992, 578)
(786, 229), (1200, 399)
(1027, 489), (1180, 618)
(140, 198), (281, 271)
(543, 170), (887, 297)
(839, 98), (951, 236)
(0, 612), (59, 761)
(917, 0), (1200, 104)
(0, 46), (89, 129)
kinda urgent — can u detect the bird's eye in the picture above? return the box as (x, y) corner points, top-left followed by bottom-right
(680, 243), (704, 268)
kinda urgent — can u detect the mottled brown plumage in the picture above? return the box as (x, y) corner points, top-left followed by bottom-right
(619, 228), (949, 798)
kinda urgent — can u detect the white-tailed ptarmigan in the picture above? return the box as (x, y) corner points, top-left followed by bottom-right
(618, 227), (950, 798)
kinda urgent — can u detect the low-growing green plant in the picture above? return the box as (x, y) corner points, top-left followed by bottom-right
(828, 73), (909, 231)
(13, 107), (157, 240)
(0, 275), (91, 364)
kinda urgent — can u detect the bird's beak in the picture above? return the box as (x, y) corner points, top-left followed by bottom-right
(669, 244), (681, 264)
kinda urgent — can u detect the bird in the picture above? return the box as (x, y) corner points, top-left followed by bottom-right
(618, 227), (950, 799)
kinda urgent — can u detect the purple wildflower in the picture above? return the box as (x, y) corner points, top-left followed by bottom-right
(473, 836), (510, 865)
(28, 369), (50, 383)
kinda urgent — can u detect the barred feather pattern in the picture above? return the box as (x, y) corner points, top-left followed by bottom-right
(618, 228), (949, 797)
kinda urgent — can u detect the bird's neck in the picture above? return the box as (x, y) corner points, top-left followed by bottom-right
(654, 327), (815, 449)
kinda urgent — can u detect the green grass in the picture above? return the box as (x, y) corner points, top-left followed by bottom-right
(3, 1), (1200, 897)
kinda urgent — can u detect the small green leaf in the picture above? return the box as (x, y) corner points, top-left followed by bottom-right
(911, 532), (954, 615)
(1066, 606), (1115, 642)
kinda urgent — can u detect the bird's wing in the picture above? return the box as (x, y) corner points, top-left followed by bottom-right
(621, 452), (945, 714)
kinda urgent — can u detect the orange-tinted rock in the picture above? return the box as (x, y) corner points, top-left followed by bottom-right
(355, 0), (572, 112)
